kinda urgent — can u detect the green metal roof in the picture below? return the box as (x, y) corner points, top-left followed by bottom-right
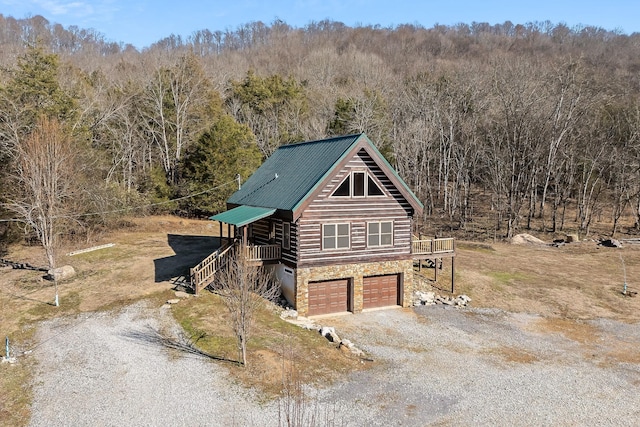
(209, 205), (276, 226)
(227, 134), (361, 211)
(225, 132), (423, 218)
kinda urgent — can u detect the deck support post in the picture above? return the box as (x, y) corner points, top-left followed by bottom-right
(191, 267), (198, 296)
(451, 257), (455, 294)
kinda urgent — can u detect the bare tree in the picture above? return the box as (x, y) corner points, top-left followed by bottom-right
(140, 52), (216, 185)
(4, 116), (77, 306)
(214, 248), (280, 366)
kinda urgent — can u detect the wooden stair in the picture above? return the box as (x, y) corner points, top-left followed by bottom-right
(190, 242), (235, 295)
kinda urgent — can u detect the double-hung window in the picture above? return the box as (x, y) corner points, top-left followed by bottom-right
(323, 223), (350, 250)
(367, 221), (393, 247)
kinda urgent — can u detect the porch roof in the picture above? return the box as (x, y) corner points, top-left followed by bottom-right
(209, 205), (275, 227)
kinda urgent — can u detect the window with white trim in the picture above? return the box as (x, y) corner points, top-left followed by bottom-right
(322, 223), (350, 250)
(367, 221), (393, 247)
(353, 172), (365, 197)
(331, 171), (385, 197)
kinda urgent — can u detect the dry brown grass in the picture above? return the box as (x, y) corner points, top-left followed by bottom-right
(2, 215), (640, 426)
(425, 240), (640, 322)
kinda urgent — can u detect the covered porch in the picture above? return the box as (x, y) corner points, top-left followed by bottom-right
(190, 206), (282, 295)
(209, 205), (282, 264)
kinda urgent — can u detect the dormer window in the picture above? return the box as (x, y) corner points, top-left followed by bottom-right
(332, 171), (385, 197)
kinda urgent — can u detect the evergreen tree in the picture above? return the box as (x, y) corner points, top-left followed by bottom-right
(179, 115), (261, 215)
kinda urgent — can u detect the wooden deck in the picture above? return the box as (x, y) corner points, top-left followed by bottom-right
(411, 237), (455, 258)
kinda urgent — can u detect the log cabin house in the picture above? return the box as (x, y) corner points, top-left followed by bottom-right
(191, 133), (455, 316)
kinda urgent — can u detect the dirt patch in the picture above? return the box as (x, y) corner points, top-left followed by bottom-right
(532, 317), (601, 345)
(483, 345), (540, 364)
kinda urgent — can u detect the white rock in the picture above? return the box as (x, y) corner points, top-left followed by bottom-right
(47, 265), (75, 281)
(420, 291), (436, 302)
(166, 299), (180, 304)
(280, 309), (299, 320)
(319, 326), (340, 343)
(319, 326), (334, 336)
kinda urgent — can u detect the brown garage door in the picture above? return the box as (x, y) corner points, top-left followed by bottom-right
(363, 274), (400, 309)
(308, 279), (350, 316)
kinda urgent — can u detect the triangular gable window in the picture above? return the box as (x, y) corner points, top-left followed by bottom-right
(333, 176), (351, 196)
(368, 175), (384, 196)
(331, 172), (386, 197)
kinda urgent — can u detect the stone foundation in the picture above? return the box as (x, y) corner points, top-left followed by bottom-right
(294, 259), (414, 316)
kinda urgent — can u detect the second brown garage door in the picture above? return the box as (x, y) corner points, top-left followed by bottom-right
(363, 274), (400, 309)
(308, 279), (350, 316)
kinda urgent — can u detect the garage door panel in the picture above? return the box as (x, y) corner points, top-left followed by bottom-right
(363, 274), (400, 309)
(308, 279), (349, 316)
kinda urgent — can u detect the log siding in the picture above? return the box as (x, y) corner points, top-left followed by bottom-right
(298, 149), (414, 267)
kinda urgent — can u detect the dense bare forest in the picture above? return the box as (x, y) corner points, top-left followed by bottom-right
(1, 14), (640, 252)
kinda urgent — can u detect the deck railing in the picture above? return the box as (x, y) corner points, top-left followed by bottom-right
(244, 244), (281, 262)
(190, 243), (234, 294)
(411, 237), (455, 255)
(190, 242), (283, 294)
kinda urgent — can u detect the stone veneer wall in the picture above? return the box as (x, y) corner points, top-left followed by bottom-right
(295, 259), (414, 316)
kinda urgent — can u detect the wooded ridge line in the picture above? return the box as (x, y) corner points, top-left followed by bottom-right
(1, 15), (640, 252)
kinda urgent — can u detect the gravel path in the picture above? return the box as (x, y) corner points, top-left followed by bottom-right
(29, 303), (277, 427)
(29, 303), (640, 426)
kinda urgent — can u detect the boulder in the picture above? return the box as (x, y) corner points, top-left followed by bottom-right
(417, 291), (436, 304)
(600, 239), (623, 248)
(47, 265), (75, 281)
(436, 296), (455, 306)
(174, 291), (190, 299)
(340, 339), (353, 348)
(511, 233), (546, 245)
(458, 294), (472, 303)
(280, 309), (299, 320)
(166, 298), (180, 304)
(319, 326), (340, 343)
(565, 233), (580, 243)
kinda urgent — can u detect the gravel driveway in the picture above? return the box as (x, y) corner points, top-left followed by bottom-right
(29, 303), (640, 426)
